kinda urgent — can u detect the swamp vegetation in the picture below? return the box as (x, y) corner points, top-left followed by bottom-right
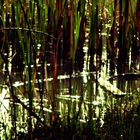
(0, 0), (140, 139)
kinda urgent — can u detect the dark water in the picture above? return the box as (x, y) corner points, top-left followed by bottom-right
(0, 50), (140, 138)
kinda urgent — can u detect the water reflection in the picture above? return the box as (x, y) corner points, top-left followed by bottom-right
(1, 61), (139, 132)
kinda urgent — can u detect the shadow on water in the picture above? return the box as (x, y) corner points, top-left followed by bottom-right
(0, 54), (140, 139)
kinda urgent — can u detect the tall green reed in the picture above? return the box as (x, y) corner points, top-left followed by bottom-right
(117, 0), (138, 73)
(1, 0), (139, 139)
(88, 0), (99, 71)
(1, 0), (50, 138)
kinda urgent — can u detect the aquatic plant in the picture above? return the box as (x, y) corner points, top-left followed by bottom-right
(0, 0), (140, 139)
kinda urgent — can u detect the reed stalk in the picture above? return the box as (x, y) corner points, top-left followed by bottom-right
(0, 0), (140, 139)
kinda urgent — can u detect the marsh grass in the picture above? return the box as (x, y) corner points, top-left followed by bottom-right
(0, 0), (140, 139)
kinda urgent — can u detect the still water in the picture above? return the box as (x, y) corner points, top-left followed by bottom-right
(0, 42), (140, 139)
